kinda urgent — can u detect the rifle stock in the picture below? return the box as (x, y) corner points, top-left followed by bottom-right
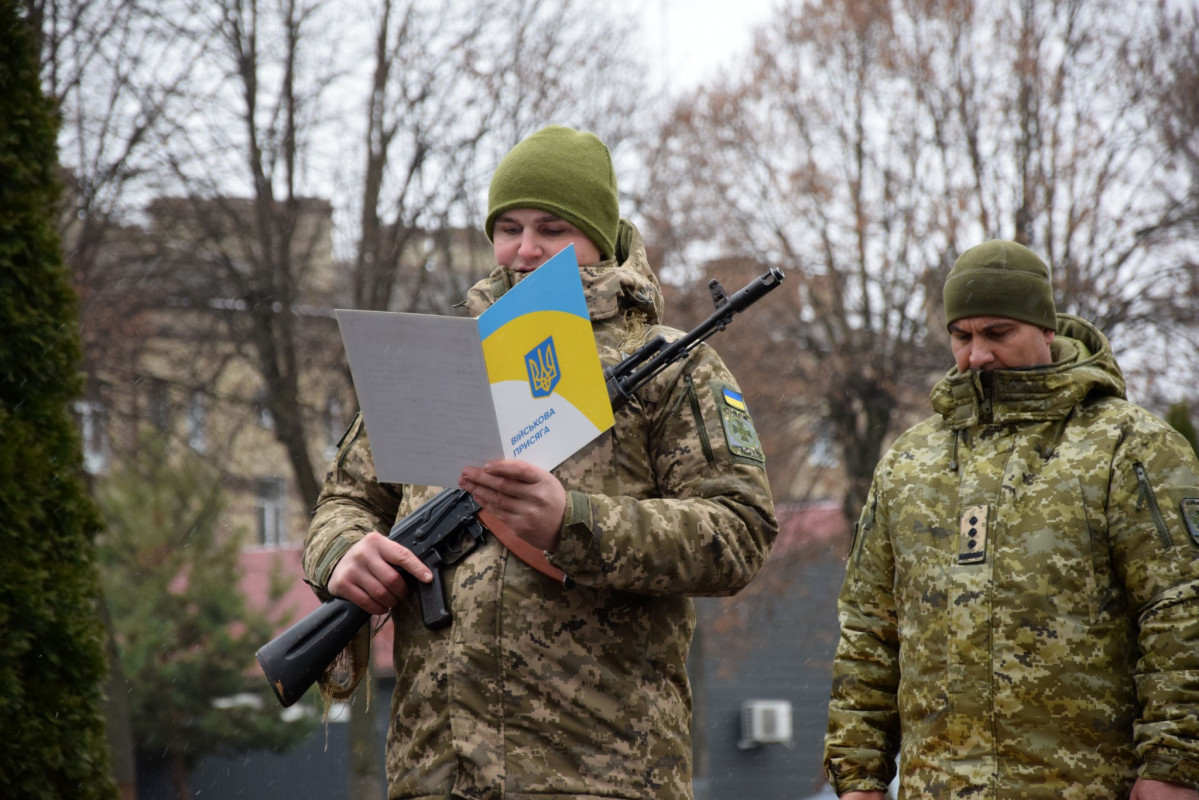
(257, 487), (484, 707)
(257, 597), (370, 708)
(256, 266), (784, 707)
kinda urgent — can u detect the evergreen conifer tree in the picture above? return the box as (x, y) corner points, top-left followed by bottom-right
(95, 433), (314, 800)
(0, 2), (119, 797)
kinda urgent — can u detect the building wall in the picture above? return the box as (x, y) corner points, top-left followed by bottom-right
(74, 195), (354, 549)
(690, 522), (848, 800)
(135, 686), (393, 800)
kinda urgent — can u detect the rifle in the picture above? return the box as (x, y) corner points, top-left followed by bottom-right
(256, 266), (785, 707)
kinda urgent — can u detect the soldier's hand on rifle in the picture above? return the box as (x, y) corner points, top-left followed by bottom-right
(328, 532), (433, 616)
(459, 460), (566, 552)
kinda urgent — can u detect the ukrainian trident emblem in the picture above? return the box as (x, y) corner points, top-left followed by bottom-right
(526, 336), (560, 398)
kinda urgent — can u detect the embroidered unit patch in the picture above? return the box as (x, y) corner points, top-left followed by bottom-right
(717, 386), (764, 463)
(1180, 498), (1199, 546)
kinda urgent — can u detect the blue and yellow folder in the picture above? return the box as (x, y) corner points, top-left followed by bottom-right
(479, 244), (614, 468)
(335, 245), (613, 486)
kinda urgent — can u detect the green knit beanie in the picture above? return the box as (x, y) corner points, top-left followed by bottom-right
(486, 125), (619, 259)
(943, 240), (1057, 330)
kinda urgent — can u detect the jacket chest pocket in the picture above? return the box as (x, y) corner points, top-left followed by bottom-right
(994, 472), (1116, 627)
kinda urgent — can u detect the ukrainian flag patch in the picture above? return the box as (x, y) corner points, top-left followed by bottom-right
(723, 387), (747, 411)
(714, 382), (764, 464)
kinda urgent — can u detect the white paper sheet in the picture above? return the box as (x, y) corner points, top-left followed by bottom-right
(335, 310), (504, 486)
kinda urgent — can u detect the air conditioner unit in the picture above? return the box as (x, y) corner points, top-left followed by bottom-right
(739, 699), (793, 749)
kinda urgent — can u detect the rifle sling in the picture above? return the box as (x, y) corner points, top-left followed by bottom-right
(477, 509), (567, 585)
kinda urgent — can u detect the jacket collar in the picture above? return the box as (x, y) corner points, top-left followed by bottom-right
(930, 314), (1126, 429)
(462, 219), (663, 326)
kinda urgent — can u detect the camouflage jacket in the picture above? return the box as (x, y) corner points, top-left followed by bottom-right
(305, 221), (777, 800)
(824, 314), (1199, 798)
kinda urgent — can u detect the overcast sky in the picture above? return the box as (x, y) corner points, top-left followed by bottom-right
(616, 0), (778, 93)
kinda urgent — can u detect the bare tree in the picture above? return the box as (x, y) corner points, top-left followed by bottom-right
(35, 0), (204, 325)
(140, 0), (646, 514)
(139, 0), (341, 510)
(642, 0), (1192, 518)
(1155, 0), (1199, 241)
(35, 0), (223, 473)
(1139, 0), (1199, 304)
(349, 0), (645, 314)
(1121, 0), (1199, 412)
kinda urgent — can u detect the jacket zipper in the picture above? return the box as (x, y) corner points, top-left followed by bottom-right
(334, 416), (363, 481)
(852, 493), (877, 568)
(683, 373), (715, 465)
(1133, 461), (1173, 548)
(979, 371), (994, 424)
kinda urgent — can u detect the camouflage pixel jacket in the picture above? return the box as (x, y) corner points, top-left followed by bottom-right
(824, 314), (1199, 798)
(304, 221), (778, 800)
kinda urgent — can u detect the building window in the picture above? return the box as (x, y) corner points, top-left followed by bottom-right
(255, 389), (274, 430)
(73, 399), (109, 474)
(186, 390), (207, 454)
(255, 476), (286, 547)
